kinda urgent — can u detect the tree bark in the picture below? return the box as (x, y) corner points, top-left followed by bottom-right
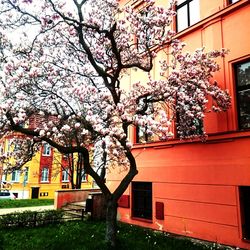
(105, 197), (118, 248)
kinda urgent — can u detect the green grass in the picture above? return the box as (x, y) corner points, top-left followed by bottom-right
(0, 199), (54, 208)
(0, 221), (228, 250)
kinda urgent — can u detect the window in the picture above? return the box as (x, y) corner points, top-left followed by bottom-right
(41, 167), (49, 182)
(176, 113), (203, 138)
(1, 173), (6, 182)
(23, 167), (29, 183)
(42, 143), (51, 156)
(0, 144), (4, 154)
(7, 139), (12, 152)
(239, 186), (250, 240)
(176, 0), (200, 32)
(62, 168), (69, 182)
(135, 96), (154, 143)
(81, 170), (87, 182)
(136, 126), (154, 143)
(13, 142), (21, 152)
(137, 8), (153, 52)
(235, 60), (250, 129)
(132, 182), (152, 220)
(11, 170), (20, 182)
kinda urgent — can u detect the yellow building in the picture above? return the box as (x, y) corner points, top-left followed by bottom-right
(0, 134), (93, 199)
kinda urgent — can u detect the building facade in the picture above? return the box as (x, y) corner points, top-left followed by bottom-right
(0, 134), (93, 199)
(109, 0), (250, 248)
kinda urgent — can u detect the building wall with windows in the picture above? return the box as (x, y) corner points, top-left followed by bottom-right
(0, 135), (93, 199)
(110, 0), (250, 248)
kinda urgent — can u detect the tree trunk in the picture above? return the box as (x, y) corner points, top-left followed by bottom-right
(105, 198), (118, 248)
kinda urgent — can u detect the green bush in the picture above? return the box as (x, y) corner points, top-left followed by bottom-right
(37, 209), (64, 226)
(0, 209), (63, 228)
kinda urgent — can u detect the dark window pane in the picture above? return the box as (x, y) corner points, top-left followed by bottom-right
(235, 61), (250, 129)
(236, 62), (250, 87)
(239, 186), (250, 240)
(132, 182), (152, 220)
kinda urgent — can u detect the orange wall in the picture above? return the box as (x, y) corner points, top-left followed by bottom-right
(111, 1), (250, 249)
(113, 135), (250, 249)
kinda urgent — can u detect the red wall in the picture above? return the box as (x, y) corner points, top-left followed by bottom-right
(54, 188), (100, 209)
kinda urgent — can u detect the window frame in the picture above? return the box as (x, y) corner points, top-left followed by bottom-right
(62, 168), (69, 183)
(40, 167), (49, 183)
(11, 170), (20, 183)
(176, 0), (200, 32)
(234, 59), (250, 130)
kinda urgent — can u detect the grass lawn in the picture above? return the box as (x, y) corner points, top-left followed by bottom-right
(0, 221), (229, 250)
(0, 199), (54, 209)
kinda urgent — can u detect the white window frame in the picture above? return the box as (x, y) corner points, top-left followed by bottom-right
(41, 167), (49, 182)
(11, 170), (20, 182)
(62, 168), (69, 182)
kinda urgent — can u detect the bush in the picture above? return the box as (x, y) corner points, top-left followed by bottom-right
(37, 209), (64, 226)
(0, 209), (63, 228)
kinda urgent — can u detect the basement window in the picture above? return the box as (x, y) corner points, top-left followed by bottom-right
(239, 186), (250, 240)
(132, 182), (152, 220)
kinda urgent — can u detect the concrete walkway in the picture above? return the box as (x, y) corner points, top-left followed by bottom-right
(0, 205), (55, 215)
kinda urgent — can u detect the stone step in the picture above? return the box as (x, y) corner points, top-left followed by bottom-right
(62, 201), (86, 211)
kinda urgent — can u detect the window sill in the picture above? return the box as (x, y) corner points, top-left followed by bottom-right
(242, 238), (250, 243)
(133, 130), (250, 149)
(131, 216), (153, 224)
(40, 181), (49, 183)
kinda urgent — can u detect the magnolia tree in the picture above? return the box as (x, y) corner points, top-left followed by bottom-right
(0, 0), (230, 246)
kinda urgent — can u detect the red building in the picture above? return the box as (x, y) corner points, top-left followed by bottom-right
(110, 0), (250, 248)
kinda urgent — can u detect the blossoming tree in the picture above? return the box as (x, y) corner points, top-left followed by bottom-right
(0, 0), (231, 246)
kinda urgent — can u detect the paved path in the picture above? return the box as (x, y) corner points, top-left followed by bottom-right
(0, 205), (55, 215)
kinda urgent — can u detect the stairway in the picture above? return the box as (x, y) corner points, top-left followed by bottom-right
(62, 201), (86, 221)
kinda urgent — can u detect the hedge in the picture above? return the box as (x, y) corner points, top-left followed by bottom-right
(0, 209), (64, 228)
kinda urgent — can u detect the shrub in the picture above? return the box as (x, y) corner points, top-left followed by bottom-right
(0, 209), (63, 228)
